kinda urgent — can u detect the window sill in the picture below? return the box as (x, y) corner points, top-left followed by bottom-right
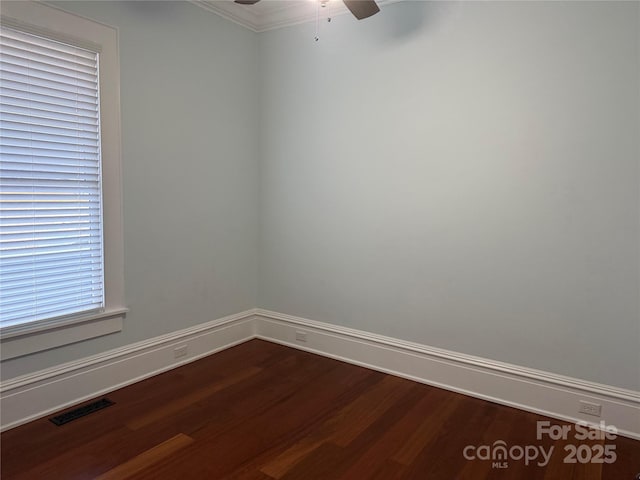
(0, 308), (128, 361)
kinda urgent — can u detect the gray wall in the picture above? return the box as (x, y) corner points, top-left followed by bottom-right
(1, 1), (259, 379)
(258, 1), (640, 390)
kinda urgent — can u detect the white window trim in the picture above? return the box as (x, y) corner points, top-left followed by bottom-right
(0, 1), (126, 360)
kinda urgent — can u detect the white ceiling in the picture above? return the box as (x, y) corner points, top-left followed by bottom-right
(190, 0), (403, 33)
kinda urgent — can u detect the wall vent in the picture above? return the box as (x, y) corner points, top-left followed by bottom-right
(49, 398), (115, 426)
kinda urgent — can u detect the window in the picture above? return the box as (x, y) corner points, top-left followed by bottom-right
(1, 27), (105, 327)
(0, 2), (125, 360)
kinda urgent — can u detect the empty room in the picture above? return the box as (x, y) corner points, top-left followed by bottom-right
(0, 0), (638, 478)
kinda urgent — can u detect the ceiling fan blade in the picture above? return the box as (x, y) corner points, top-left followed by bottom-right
(342, 0), (380, 20)
(235, 0), (261, 4)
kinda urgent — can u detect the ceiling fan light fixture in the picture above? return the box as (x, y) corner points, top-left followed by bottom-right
(234, 0), (381, 21)
(343, 0), (380, 20)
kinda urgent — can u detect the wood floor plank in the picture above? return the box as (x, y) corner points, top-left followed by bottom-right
(279, 442), (348, 480)
(541, 434), (578, 480)
(497, 410), (551, 480)
(338, 387), (456, 479)
(7, 426), (135, 480)
(131, 350), (337, 446)
(0, 390), (138, 478)
(455, 407), (522, 479)
(277, 382), (426, 480)
(126, 365), (262, 430)
(260, 374), (414, 478)
(335, 384), (429, 480)
(2, 339), (639, 480)
(402, 398), (500, 479)
(331, 375), (418, 447)
(129, 360), (377, 479)
(230, 470), (278, 480)
(93, 433), (194, 480)
(391, 386), (464, 466)
(336, 391), (433, 479)
(602, 435), (640, 480)
(369, 459), (409, 480)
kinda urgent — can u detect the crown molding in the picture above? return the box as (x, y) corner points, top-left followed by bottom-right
(189, 0), (404, 33)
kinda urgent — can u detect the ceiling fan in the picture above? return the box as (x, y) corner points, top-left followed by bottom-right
(234, 0), (380, 20)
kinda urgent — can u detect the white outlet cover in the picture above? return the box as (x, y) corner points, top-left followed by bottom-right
(578, 400), (602, 417)
(174, 345), (188, 358)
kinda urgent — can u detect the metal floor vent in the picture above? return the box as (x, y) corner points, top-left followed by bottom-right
(49, 398), (115, 426)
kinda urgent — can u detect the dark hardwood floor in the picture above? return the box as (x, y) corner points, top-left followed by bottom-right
(1, 339), (639, 479)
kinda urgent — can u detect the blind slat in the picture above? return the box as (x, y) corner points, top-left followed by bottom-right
(0, 48), (97, 77)
(1, 154), (100, 167)
(1, 87), (98, 110)
(2, 291), (104, 312)
(1, 59), (98, 89)
(1, 250), (102, 269)
(1, 29), (97, 62)
(1, 261), (101, 282)
(1, 272), (103, 297)
(1, 80), (98, 104)
(1, 111), (99, 131)
(2, 103), (99, 123)
(1, 71), (98, 98)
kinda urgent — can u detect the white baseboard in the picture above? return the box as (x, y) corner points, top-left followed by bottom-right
(0, 309), (257, 431)
(254, 309), (640, 440)
(2, 308), (639, 440)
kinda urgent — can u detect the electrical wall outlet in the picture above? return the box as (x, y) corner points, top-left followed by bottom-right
(578, 400), (602, 417)
(174, 345), (188, 359)
(295, 331), (308, 342)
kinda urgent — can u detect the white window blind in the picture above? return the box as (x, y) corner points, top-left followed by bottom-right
(0, 26), (104, 329)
